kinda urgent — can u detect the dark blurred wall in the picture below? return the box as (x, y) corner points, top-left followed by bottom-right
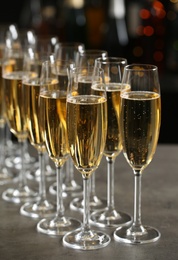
(0, 0), (178, 143)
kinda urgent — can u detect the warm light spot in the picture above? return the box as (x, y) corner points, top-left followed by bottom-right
(153, 1), (164, 9)
(140, 9), (150, 19)
(153, 51), (163, 62)
(170, 0), (178, 3)
(66, 0), (84, 9)
(152, 0), (166, 19)
(143, 26), (154, 36)
(133, 46), (143, 57)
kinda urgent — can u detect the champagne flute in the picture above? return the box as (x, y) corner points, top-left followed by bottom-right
(70, 49), (108, 212)
(22, 35), (59, 181)
(25, 35), (59, 182)
(20, 48), (56, 218)
(63, 66), (110, 250)
(4, 25), (37, 175)
(90, 57), (132, 227)
(2, 44), (38, 203)
(49, 41), (85, 196)
(114, 64), (161, 244)
(37, 59), (81, 235)
(0, 24), (16, 185)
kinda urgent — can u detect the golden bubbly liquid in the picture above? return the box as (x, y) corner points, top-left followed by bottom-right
(104, 83), (126, 158)
(40, 89), (69, 167)
(120, 91), (161, 172)
(67, 95), (107, 179)
(3, 71), (28, 141)
(23, 80), (46, 153)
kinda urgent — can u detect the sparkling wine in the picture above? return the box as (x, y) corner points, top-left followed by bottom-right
(23, 79), (46, 153)
(67, 95), (107, 179)
(40, 88), (69, 167)
(3, 71), (28, 141)
(104, 83), (128, 158)
(120, 91), (161, 171)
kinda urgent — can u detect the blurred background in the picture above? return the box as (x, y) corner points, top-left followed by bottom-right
(0, 0), (177, 143)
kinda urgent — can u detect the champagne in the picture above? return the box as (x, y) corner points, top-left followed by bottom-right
(23, 79), (46, 153)
(67, 95), (107, 179)
(104, 83), (128, 158)
(40, 88), (69, 167)
(120, 91), (161, 171)
(3, 71), (28, 141)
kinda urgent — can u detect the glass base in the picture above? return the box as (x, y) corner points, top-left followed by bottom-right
(114, 225), (161, 244)
(90, 208), (132, 228)
(63, 228), (111, 250)
(37, 216), (81, 236)
(20, 199), (56, 218)
(70, 196), (107, 213)
(49, 182), (67, 198)
(2, 186), (39, 204)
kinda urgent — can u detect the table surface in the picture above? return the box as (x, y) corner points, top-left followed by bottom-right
(0, 144), (178, 260)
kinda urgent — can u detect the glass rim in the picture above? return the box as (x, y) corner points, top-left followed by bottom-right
(124, 63), (158, 71)
(79, 49), (108, 56)
(69, 65), (104, 73)
(95, 57), (127, 64)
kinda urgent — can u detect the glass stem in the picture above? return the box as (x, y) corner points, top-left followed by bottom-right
(56, 165), (65, 218)
(18, 140), (27, 188)
(129, 170), (146, 234)
(106, 157), (115, 210)
(65, 157), (73, 185)
(38, 151), (46, 201)
(90, 171), (96, 198)
(83, 177), (90, 231)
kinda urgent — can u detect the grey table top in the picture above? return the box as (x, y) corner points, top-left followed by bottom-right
(0, 144), (178, 260)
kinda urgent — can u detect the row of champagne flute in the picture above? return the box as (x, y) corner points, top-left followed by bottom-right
(0, 24), (161, 250)
(0, 24), (81, 193)
(0, 26), (108, 247)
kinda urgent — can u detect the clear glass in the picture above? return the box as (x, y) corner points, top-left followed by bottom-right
(20, 46), (56, 218)
(70, 50), (108, 212)
(37, 59), (81, 235)
(2, 33), (38, 203)
(54, 41), (85, 66)
(90, 57), (132, 228)
(23, 35), (59, 183)
(63, 66), (110, 250)
(0, 24), (17, 185)
(113, 64), (161, 244)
